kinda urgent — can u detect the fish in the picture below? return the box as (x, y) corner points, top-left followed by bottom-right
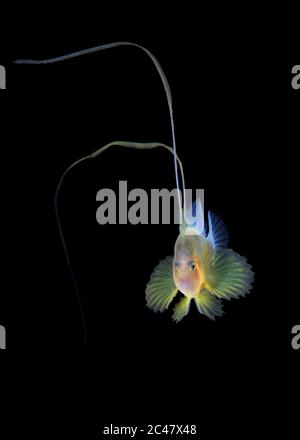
(14, 42), (254, 338)
(146, 206), (254, 322)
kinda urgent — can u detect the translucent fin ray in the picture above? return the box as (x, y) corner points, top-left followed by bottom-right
(194, 289), (224, 320)
(172, 297), (191, 323)
(146, 256), (178, 312)
(204, 248), (254, 300)
(206, 211), (229, 248)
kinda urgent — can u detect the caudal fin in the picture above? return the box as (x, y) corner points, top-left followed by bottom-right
(205, 211), (229, 248)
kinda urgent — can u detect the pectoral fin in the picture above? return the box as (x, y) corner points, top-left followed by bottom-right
(194, 289), (223, 320)
(146, 256), (178, 312)
(204, 248), (254, 300)
(172, 297), (191, 322)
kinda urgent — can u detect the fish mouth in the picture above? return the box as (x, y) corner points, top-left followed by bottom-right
(175, 277), (197, 298)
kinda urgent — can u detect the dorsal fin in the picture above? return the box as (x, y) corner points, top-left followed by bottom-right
(181, 198), (204, 235)
(206, 211), (229, 248)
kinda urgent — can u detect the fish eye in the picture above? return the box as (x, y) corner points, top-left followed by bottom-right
(189, 261), (196, 272)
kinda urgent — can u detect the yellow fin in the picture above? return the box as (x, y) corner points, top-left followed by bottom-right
(204, 248), (254, 300)
(172, 297), (191, 322)
(146, 256), (178, 312)
(194, 289), (224, 320)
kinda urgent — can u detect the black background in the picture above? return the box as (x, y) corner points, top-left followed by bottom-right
(0, 8), (299, 439)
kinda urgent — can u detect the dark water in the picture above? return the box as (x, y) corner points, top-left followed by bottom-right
(1, 13), (299, 438)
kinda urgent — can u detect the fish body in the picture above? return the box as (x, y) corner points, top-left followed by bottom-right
(146, 210), (254, 322)
(173, 231), (213, 298)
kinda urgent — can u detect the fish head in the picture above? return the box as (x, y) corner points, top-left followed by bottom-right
(173, 237), (204, 298)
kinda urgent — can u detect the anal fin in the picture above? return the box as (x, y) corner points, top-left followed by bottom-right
(172, 297), (191, 322)
(194, 289), (224, 320)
